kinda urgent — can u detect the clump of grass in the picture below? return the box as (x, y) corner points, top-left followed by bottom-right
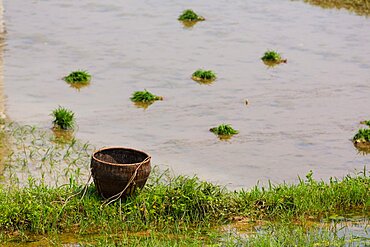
(261, 50), (282, 62)
(360, 120), (370, 127)
(178, 9), (205, 22)
(353, 129), (370, 144)
(192, 69), (217, 83)
(353, 122), (370, 153)
(261, 50), (287, 66)
(210, 124), (239, 137)
(130, 90), (163, 103)
(51, 106), (75, 130)
(63, 70), (91, 84)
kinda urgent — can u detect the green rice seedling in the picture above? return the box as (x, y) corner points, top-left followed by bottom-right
(1, 123), (92, 187)
(51, 106), (75, 130)
(352, 128), (370, 153)
(192, 69), (217, 83)
(353, 129), (370, 143)
(130, 90), (163, 103)
(210, 124), (238, 139)
(178, 9), (205, 22)
(360, 120), (370, 127)
(261, 50), (287, 66)
(261, 50), (282, 62)
(63, 70), (91, 84)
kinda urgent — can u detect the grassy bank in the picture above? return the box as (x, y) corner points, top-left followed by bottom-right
(0, 123), (369, 245)
(300, 0), (370, 16)
(0, 168), (368, 245)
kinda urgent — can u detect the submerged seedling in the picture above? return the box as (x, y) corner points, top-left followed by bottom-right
(51, 106), (75, 130)
(261, 50), (287, 66)
(178, 9), (205, 22)
(210, 124), (238, 140)
(130, 90), (163, 105)
(63, 70), (91, 85)
(192, 69), (217, 83)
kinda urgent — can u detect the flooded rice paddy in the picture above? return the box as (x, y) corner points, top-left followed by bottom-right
(1, 0), (370, 188)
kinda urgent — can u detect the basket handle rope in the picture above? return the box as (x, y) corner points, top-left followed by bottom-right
(101, 156), (151, 207)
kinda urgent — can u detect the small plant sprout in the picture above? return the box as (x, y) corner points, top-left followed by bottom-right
(210, 124), (239, 140)
(63, 70), (91, 85)
(178, 9), (205, 22)
(261, 50), (287, 66)
(192, 69), (217, 84)
(52, 106), (75, 130)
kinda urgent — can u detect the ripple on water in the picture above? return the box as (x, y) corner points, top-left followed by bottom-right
(2, 0), (370, 188)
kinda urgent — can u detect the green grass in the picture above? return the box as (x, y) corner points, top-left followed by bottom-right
(210, 124), (239, 136)
(192, 69), (217, 83)
(0, 123), (369, 246)
(130, 90), (163, 103)
(237, 170), (369, 219)
(0, 169), (368, 232)
(178, 9), (205, 22)
(0, 168), (368, 245)
(63, 70), (91, 84)
(261, 50), (286, 63)
(226, 223), (369, 247)
(360, 120), (370, 127)
(51, 106), (75, 130)
(353, 128), (370, 143)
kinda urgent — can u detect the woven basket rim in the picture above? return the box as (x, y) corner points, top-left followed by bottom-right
(92, 146), (151, 167)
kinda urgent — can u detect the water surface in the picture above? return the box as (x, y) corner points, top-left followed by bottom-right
(3, 0), (370, 188)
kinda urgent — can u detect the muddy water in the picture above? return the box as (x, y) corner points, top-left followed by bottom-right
(2, 0), (370, 188)
(226, 214), (369, 245)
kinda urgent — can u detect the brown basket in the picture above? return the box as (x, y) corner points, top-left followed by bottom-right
(91, 147), (151, 199)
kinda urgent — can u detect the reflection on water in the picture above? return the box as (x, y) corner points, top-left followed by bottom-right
(180, 20), (201, 29)
(225, 214), (369, 246)
(353, 142), (370, 155)
(51, 127), (75, 145)
(300, 0), (370, 17)
(323, 214), (369, 241)
(2, 0), (370, 188)
(1, 123), (92, 186)
(67, 82), (91, 91)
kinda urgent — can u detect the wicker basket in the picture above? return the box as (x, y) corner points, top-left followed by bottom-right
(91, 147), (151, 199)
